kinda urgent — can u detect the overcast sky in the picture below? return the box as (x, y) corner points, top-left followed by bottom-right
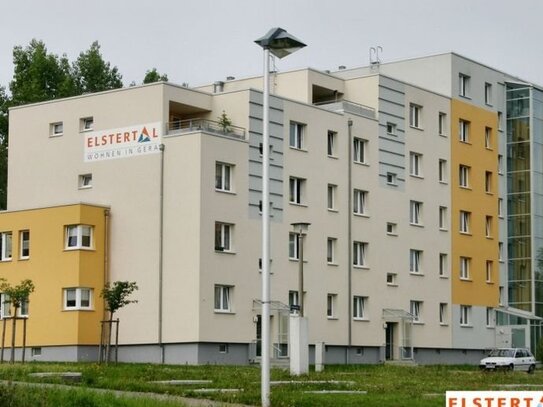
(1, 0), (543, 92)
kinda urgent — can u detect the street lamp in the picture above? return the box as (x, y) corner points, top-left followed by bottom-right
(255, 28), (306, 407)
(291, 222), (310, 316)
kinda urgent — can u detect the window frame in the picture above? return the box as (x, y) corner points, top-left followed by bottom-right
(289, 176), (305, 205)
(438, 112), (446, 136)
(486, 260), (493, 283)
(327, 130), (337, 157)
(438, 159), (447, 183)
(485, 83), (492, 105)
(50, 122), (64, 137)
(78, 174), (93, 189)
(215, 162), (233, 192)
(0, 232), (13, 261)
(214, 222), (233, 252)
(460, 305), (471, 326)
(460, 256), (471, 280)
(65, 225), (93, 250)
(409, 104), (422, 129)
(353, 137), (368, 164)
(214, 285), (232, 313)
(327, 294), (337, 319)
(289, 232), (299, 260)
(409, 152), (423, 177)
(460, 211), (471, 234)
(19, 230), (30, 260)
(353, 296), (368, 320)
(439, 303), (448, 325)
(439, 206), (448, 231)
(459, 119), (470, 143)
(289, 121), (306, 150)
(485, 127), (492, 149)
(410, 300), (422, 323)
(459, 74), (470, 97)
(80, 117), (94, 132)
(409, 200), (423, 226)
(409, 249), (422, 274)
(327, 184), (337, 211)
(64, 288), (93, 310)
(439, 253), (448, 277)
(353, 189), (368, 216)
(327, 237), (337, 264)
(459, 165), (470, 188)
(353, 241), (368, 268)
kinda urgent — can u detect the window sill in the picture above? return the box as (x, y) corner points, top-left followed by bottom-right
(289, 202), (308, 208)
(486, 281), (494, 285)
(486, 326), (495, 329)
(327, 209), (339, 213)
(485, 192), (494, 196)
(78, 185), (92, 190)
(0, 259), (12, 262)
(386, 182), (398, 187)
(353, 318), (369, 322)
(289, 146), (308, 152)
(439, 275), (449, 279)
(439, 228), (448, 232)
(459, 94), (472, 100)
(386, 233), (398, 237)
(64, 247), (94, 252)
(410, 174), (424, 179)
(215, 189), (236, 195)
(459, 278), (472, 282)
(409, 223), (424, 228)
(460, 324), (473, 328)
(289, 258), (308, 263)
(63, 308), (94, 312)
(215, 250), (236, 255)
(353, 213), (369, 218)
(486, 236), (493, 240)
(327, 317), (338, 320)
(459, 232), (472, 236)
(49, 134), (63, 138)
(459, 186), (472, 190)
(327, 262), (339, 267)
(353, 161), (369, 167)
(413, 321), (425, 325)
(214, 310), (235, 315)
(80, 128), (93, 133)
(353, 265), (369, 270)
(387, 283), (398, 287)
(439, 181), (448, 185)
(409, 125), (423, 131)
(439, 133), (447, 138)
(18, 257), (29, 261)
(458, 140), (472, 145)
(409, 272), (424, 277)
(440, 323), (449, 327)
(327, 155), (338, 160)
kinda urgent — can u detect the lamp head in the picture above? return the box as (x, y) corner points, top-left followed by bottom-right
(255, 27), (306, 59)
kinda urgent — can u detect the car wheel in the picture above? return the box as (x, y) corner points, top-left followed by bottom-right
(528, 365), (535, 374)
(507, 364), (514, 372)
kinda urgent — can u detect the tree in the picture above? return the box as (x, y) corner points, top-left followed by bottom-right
(217, 111), (232, 133)
(143, 68), (168, 84)
(0, 88), (9, 209)
(73, 41), (123, 93)
(0, 279), (35, 363)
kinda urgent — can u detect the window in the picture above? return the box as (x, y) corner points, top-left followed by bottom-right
(353, 189), (368, 215)
(79, 174), (92, 189)
(459, 74), (470, 97)
(486, 307), (495, 327)
(80, 117), (94, 131)
(439, 303), (448, 325)
(486, 260), (493, 283)
(50, 122), (63, 136)
(289, 121), (305, 149)
(460, 305), (471, 326)
(410, 300), (422, 322)
(409, 152), (423, 177)
(66, 225), (92, 249)
(409, 201), (423, 225)
(459, 119), (470, 142)
(485, 216), (493, 238)
(353, 138), (368, 164)
(409, 104), (422, 128)
(386, 172), (397, 185)
(498, 198), (503, 218)
(353, 296), (368, 320)
(0, 293), (10, 318)
(327, 184), (337, 211)
(289, 233), (299, 260)
(0, 232), (12, 261)
(327, 294), (337, 318)
(498, 111), (503, 131)
(387, 273), (397, 286)
(438, 113), (446, 136)
(327, 238), (336, 264)
(485, 83), (492, 105)
(31, 347), (42, 357)
(499, 286), (504, 305)
(353, 241), (368, 267)
(439, 159), (447, 183)
(219, 344), (229, 353)
(289, 177), (305, 204)
(485, 171), (493, 193)
(439, 206), (448, 230)
(64, 288), (93, 310)
(327, 131), (337, 156)
(439, 253), (448, 277)
(459, 165), (470, 188)
(498, 155), (503, 174)
(386, 122), (396, 135)
(410, 249), (422, 274)
(215, 162), (233, 192)
(460, 211), (471, 233)
(18, 298), (29, 317)
(214, 222), (233, 252)
(460, 256), (471, 280)
(20, 230), (30, 259)
(499, 242), (504, 262)
(485, 127), (492, 149)
(214, 285), (231, 312)
(289, 290), (299, 313)
(386, 222), (397, 236)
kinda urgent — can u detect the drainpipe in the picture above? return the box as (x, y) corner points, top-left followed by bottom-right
(103, 209), (110, 323)
(159, 143), (165, 364)
(347, 119), (353, 364)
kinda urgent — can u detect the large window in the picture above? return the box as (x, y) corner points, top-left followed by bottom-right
(410, 249), (422, 274)
(439, 206), (448, 230)
(439, 253), (448, 277)
(215, 222), (233, 252)
(65, 225), (92, 249)
(460, 256), (471, 280)
(459, 74), (470, 97)
(64, 288), (92, 310)
(353, 296), (368, 320)
(459, 120), (470, 142)
(327, 131), (337, 156)
(215, 162), (233, 192)
(409, 152), (423, 177)
(410, 201), (423, 225)
(289, 177), (305, 204)
(353, 189), (368, 215)
(460, 211), (471, 233)
(289, 121), (305, 149)
(0, 232), (12, 261)
(459, 165), (470, 188)
(409, 104), (422, 128)
(214, 285), (232, 312)
(460, 305), (471, 326)
(20, 230), (30, 259)
(439, 303), (448, 325)
(353, 138), (368, 164)
(410, 300), (422, 322)
(327, 184), (337, 211)
(289, 233), (299, 260)
(438, 113), (446, 136)
(353, 241), (368, 267)
(327, 237), (336, 264)
(485, 83), (492, 105)
(439, 159), (447, 183)
(327, 294), (337, 318)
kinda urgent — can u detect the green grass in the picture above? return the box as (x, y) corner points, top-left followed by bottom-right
(0, 362), (542, 406)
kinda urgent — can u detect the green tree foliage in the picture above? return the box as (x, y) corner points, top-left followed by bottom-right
(143, 68), (168, 84)
(101, 281), (138, 319)
(0, 278), (35, 311)
(0, 88), (8, 209)
(73, 41), (123, 93)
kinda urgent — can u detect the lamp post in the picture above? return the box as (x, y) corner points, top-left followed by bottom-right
(291, 222), (310, 316)
(255, 28), (306, 407)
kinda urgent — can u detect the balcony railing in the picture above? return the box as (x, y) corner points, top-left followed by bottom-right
(166, 118), (246, 140)
(315, 100), (376, 119)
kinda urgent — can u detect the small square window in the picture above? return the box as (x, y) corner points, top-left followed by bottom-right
(386, 273), (397, 286)
(386, 123), (396, 135)
(64, 288), (93, 310)
(66, 225), (93, 250)
(50, 122), (63, 137)
(80, 117), (94, 132)
(31, 347), (42, 357)
(386, 222), (397, 235)
(79, 174), (92, 189)
(219, 343), (229, 353)
(386, 172), (397, 185)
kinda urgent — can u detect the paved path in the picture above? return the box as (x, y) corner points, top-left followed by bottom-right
(0, 380), (254, 407)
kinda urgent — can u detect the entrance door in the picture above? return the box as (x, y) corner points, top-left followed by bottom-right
(385, 323), (395, 360)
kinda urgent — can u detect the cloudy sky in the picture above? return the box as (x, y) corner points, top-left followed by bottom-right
(1, 0), (543, 91)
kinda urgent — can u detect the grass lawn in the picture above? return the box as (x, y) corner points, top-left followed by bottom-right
(0, 362), (541, 406)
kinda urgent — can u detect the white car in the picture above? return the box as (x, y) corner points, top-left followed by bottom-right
(479, 348), (536, 373)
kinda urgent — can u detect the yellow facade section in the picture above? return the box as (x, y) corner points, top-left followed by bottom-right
(0, 204), (107, 347)
(451, 99), (499, 307)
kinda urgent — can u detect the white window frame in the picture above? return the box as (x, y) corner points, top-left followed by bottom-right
(439, 303), (448, 325)
(386, 222), (397, 236)
(18, 297), (29, 317)
(289, 233), (299, 260)
(459, 119), (469, 142)
(215, 162), (233, 192)
(65, 225), (93, 250)
(498, 155), (504, 175)
(289, 290), (299, 314)
(485, 127), (492, 149)
(386, 273), (397, 286)
(386, 172), (397, 186)
(215, 222), (233, 252)
(80, 117), (94, 132)
(50, 122), (63, 137)
(460, 211), (471, 234)
(438, 113), (446, 136)
(78, 174), (93, 189)
(409, 249), (422, 274)
(409, 152), (423, 177)
(460, 256), (471, 280)
(498, 198), (504, 218)
(289, 121), (305, 150)
(486, 216), (493, 238)
(439, 159), (447, 183)
(353, 189), (368, 216)
(289, 177), (305, 205)
(409, 104), (422, 128)
(353, 137), (368, 164)
(410, 300), (422, 323)
(0, 232), (12, 261)
(353, 296), (368, 320)
(327, 294), (337, 319)
(64, 288), (93, 310)
(327, 237), (336, 264)
(460, 305), (471, 326)
(459, 165), (470, 188)
(0, 293), (10, 318)
(439, 206), (448, 230)
(20, 230), (30, 260)
(459, 74), (470, 97)
(386, 122), (396, 135)
(486, 307), (495, 327)
(214, 285), (232, 313)
(439, 253), (448, 277)
(327, 184), (337, 211)
(409, 201), (422, 226)
(499, 242), (504, 262)
(485, 83), (492, 105)
(485, 171), (493, 193)
(353, 241), (368, 268)
(327, 130), (337, 157)
(486, 260), (493, 283)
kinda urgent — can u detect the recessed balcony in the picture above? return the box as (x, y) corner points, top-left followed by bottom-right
(165, 118), (246, 140)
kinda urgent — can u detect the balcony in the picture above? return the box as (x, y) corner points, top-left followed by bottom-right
(315, 100), (376, 120)
(165, 118), (246, 140)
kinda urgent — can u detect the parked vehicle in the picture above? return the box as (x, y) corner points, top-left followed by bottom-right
(479, 348), (536, 373)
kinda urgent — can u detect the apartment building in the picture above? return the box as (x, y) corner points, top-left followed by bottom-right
(1, 52), (541, 364)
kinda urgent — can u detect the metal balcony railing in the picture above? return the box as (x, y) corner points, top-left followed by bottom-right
(166, 118), (246, 140)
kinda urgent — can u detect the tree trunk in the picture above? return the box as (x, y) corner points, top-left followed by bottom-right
(10, 306), (17, 363)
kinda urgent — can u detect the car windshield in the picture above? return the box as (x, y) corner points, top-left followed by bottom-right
(488, 349), (515, 357)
